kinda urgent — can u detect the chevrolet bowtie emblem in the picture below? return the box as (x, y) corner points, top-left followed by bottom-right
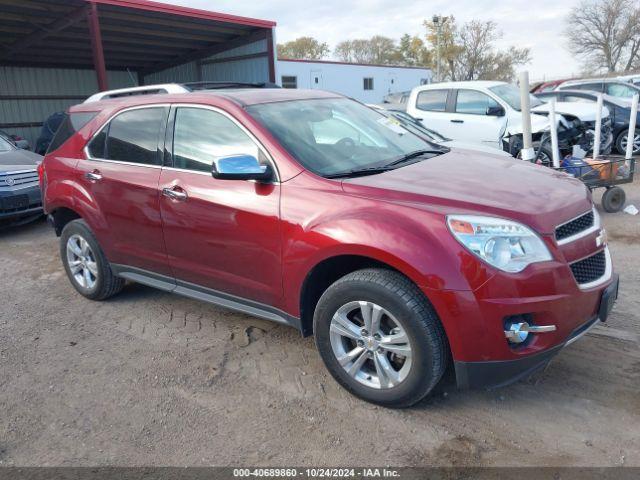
(596, 229), (607, 248)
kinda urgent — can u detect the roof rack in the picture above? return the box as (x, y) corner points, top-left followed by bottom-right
(83, 81), (280, 103)
(83, 84), (189, 103)
(183, 81), (280, 90)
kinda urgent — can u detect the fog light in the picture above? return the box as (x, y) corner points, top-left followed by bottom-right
(504, 319), (557, 345)
(505, 322), (530, 344)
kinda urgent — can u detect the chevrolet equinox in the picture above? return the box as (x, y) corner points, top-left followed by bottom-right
(40, 88), (618, 408)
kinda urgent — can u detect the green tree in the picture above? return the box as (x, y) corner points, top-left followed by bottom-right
(398, 34), (432, 66)
(277, 37), (329, 60)
(334, 36), (401, 64)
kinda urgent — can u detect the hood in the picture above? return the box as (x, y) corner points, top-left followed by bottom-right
(440, 140), (512, 157)
(0, 149), (42, 171)
(504, 112), (550, 136)
(532, 102), (610, 122)
(341, 149), (591, 234)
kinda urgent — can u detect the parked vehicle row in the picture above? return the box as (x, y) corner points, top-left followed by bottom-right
(41, 85), (618, 408)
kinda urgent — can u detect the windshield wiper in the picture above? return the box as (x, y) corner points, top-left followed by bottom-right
(384, 148), (445, 168)
(324, 165), (395, 179)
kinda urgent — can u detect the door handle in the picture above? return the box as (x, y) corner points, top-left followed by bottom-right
(450, 119), (464, 124)
(162, 187), (188, 201)
(84, 170), (102, 182)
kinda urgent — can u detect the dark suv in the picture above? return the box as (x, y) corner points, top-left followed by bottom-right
(41, 87), (618, 407)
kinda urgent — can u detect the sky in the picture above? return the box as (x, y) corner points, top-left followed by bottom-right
(155, 0), (582, 81)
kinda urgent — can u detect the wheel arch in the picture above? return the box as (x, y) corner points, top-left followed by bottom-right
(298, 253), (434, 338)
(50, 206), (82, 236)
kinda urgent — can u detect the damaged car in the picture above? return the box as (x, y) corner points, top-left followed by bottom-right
(406, 81), (612, 163)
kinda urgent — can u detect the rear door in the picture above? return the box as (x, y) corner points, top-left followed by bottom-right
(78, 105), (171, 276)
(158, 105), (282, 306)
(410, 88), (452, 137)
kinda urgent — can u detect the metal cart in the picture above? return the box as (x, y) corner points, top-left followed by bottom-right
(551, 156), (635, 212)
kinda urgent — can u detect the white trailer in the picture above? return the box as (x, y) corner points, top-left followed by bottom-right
(277, 59), (431, 103)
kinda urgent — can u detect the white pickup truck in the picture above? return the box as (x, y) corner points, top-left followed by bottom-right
(406, 81), (612, 159)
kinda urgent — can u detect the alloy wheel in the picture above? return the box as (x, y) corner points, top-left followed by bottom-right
(66, 234), (98, 289)
(620, 132), (640, 154)
(329, 301), (412, 389)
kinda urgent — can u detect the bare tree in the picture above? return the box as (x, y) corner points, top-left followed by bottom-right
(565, 0), (640, 73)
(424, 18), (530, 81)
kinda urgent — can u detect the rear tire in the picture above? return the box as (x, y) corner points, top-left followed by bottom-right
(313, 268), (447, 408)
(60, 219), (124, 300)
(601, 186), (626, 213)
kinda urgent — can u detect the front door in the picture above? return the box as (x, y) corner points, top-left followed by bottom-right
(449, 89), (507, 146)
(78, 106), (172, 276)
(159, 106), (282, 306)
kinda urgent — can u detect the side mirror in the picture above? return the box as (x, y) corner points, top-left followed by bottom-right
(486, 105), (505, 117)
(211, 154), (272, 181)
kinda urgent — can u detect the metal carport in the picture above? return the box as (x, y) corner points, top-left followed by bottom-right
(0, 0), (277, 146)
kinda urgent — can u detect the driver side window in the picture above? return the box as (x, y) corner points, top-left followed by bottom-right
(172, 107), (263, 173)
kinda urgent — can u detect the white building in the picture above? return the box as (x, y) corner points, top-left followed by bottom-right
(276, 59), (432, 103)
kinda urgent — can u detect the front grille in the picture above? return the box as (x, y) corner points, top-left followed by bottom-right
(570, 250), (606, 284)
(556, 210), (594, 241)
(0, 170), (39, 191)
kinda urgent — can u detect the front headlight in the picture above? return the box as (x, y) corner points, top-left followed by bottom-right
(447, 215), (552, 273)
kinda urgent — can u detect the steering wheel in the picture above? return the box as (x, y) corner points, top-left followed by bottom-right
(335, 137), (357, 155)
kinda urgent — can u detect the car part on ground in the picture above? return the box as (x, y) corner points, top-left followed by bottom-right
(41, 87), (618, 407)
(0, 135), (43, 227)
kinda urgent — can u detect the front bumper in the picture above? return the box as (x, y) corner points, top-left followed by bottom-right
(453, 274), (619, 389)
(0, 184), (43, 226)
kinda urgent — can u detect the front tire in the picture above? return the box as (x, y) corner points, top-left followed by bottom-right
(60, 219), (124, 300)
(313, 268), (447, 408)
(615, 129), (640, 156)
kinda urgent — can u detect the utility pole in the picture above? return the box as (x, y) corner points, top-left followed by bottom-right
(432, 15), (447, 82)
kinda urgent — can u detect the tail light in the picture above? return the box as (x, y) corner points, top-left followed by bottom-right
(37, 161), (45, 183)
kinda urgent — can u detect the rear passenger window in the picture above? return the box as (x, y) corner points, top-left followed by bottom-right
(47, 111), (98, 154)
(416, 90), (448, 112)
(172, 107), (262, 173)
(88, 107), (166, 165)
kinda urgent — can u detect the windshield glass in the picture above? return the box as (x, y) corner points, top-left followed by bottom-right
(246, 98), (443, 177)
(0, 136), (16, 152)
(489, 84), (543, 110)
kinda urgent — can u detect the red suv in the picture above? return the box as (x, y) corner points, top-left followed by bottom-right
(40, 88), (618, 408)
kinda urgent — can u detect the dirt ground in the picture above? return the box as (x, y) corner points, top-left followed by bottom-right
(0, 181), (639, 468)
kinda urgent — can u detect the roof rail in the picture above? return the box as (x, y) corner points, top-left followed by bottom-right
(83, 84), (189, 103)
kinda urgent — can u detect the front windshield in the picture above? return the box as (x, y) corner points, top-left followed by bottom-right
(489, 84), (543, 111)
(0, 136), (15, 152)
(246, 98), (443, 177)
